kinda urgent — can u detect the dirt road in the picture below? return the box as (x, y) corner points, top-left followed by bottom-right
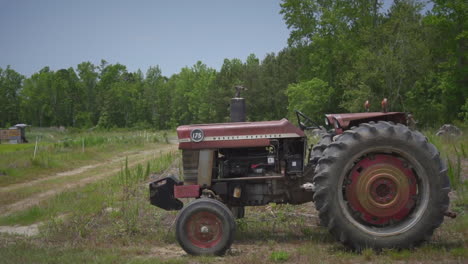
(0, 144), (177, 217)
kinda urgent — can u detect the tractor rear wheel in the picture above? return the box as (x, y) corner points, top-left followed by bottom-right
(309, 132), (334, 167)
(313, 122), (450, 250)
(175, 198), (236, 255)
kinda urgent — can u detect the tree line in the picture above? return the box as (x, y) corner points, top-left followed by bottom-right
(0, 0), (466, 129)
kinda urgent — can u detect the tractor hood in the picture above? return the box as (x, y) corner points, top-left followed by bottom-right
(177, 118), (305, 150)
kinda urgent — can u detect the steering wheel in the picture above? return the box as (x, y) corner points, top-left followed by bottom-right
(295, 110), (320, 130)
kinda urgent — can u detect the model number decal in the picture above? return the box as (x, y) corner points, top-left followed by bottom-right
(180, 133), (301, 143)
(190, 129), (204, 142)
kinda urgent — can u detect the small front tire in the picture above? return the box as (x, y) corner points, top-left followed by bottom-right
(175, 198), (236, 256)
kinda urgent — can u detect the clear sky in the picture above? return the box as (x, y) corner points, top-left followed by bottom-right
(0, 0), (290, 77)
(0, 0), (431, 78)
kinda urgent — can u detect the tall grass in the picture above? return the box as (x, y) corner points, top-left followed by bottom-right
(426, 131), (466, 191)
(117, 157), (145, 234)
(0, 151), (177, 227)
(447, 146), (463, 191)
(426, 129), (467, 217)
(53, 131), (166, 149)
(114, 152), (176, 235)
(0, 129), (174, 186)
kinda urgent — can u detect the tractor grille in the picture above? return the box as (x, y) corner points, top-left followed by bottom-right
(182, 150), (199, 184)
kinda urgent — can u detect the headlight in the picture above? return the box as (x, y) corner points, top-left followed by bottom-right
(324, 117), (329, 126)
(333, 118), (340, 129)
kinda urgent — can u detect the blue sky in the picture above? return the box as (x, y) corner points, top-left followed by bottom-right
(0, 0), (432, 78)
(0, 0), (289, 77)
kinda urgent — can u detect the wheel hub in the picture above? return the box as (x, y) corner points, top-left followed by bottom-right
(200, 226), (209, 233)
(186, 211), (223, 248)
(345, 154), (417, 225)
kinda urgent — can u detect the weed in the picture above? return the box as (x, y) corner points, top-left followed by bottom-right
(267, 239), (277, 248)
(0, 205), (43, 225)
(450, 247), (468, 258)
(191, 256), (216, 264)
(270, 250), (290, 262)
(449, 212), (468, 234)
(0, 241), (124, 264)
(235, 218), (248, 232)
(447, 146), (463, 190)
(362, 248), (374, 261)
(301, 227), (314, 236)
(387, 249), (411, 260)
(117, 157), (143, 235)
(0, 143), (34, 153)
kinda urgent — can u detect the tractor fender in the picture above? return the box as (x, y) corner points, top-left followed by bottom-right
(325, 112), (407, 134)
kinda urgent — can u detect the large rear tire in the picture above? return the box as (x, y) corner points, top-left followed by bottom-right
(309, 133), (334, 167)
(313, 122), (450, 250)
(175, 198), (236, 256)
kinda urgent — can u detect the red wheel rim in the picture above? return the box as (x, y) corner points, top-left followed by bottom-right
(345, 154), (417, 225)
(186, 211), (223, 248)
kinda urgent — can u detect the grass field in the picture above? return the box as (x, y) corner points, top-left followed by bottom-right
(0, 127), (466, 264)
(0, 128), (172, 186)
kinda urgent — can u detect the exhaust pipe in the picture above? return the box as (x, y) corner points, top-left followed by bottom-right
(230, 85), (247, 122)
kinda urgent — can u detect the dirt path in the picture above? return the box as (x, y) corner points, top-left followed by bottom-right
(0, 144), (177, 217)
(0, 148), (163, 193)
(0, 223), (40, 236)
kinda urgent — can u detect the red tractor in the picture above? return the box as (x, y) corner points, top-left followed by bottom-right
(149, 92), (452, 255)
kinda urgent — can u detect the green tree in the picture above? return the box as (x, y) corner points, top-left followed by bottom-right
(169, 61), (216, 126)
(20, 67), (54, 127)
(0, 66), (24, 127)
(415, 0), (468, 124)
(96, 63), (128, 128)
(286, 78), (334, 122)
(280, 0), (383, 109)
(243, 54), (264, 121)
(213, 58), (244, 122)
(76, 62), (98, 127)
(144, 66), (168, 129)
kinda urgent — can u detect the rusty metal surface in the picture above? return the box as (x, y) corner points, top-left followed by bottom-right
(0, 129), (21, 142)
(325, 112), (407, 131)
(345, 154), (417, 225)
(186, 211), (223, 248)
(174, 184), (200, 198)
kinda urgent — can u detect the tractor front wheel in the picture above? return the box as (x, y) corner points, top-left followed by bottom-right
(313, 122), (450, 250)
(175, 198), (236, 255)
